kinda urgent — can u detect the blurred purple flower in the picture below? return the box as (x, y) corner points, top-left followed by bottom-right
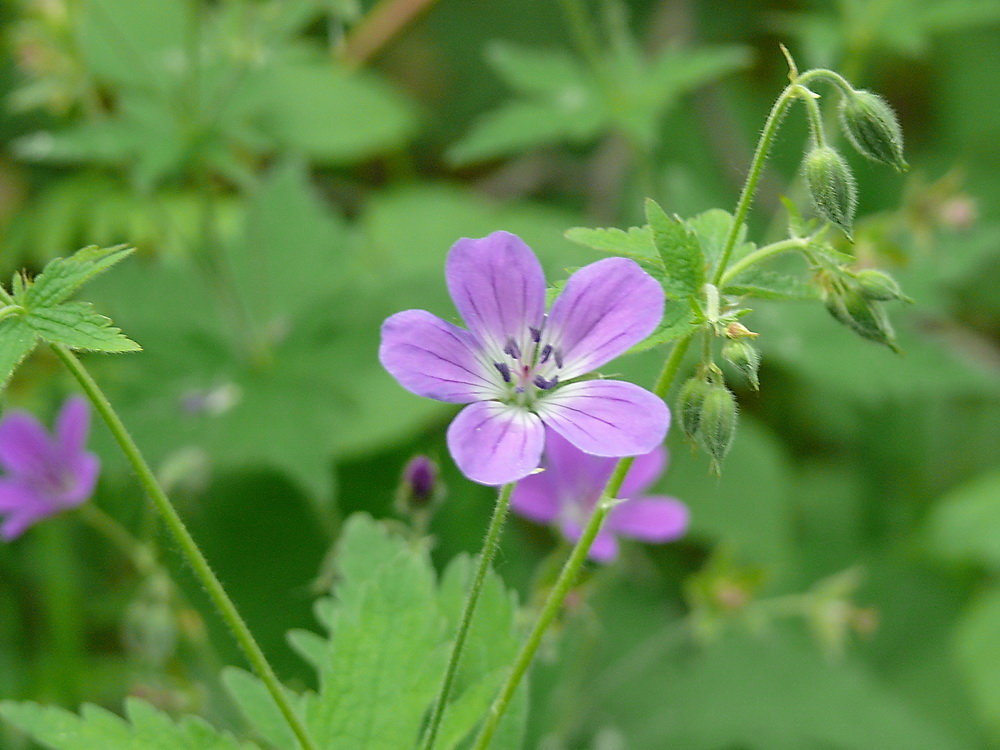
(512, 430), (687, 562)
(0, 397), (99, 541)
(379, 231), (668, 485)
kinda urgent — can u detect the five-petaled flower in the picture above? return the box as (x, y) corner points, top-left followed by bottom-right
(512, 429), (688, 562)
(379, 231), (669, 485)
(0, 397), (99, 541)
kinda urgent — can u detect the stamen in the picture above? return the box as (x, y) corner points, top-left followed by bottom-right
(530, 327), (542, 343)
(554, 349), (564, 369)
(503, 338), (521, 360)
(533, 375), (559, 390)
(539, 344), (553, 364)
(494, 362), (512, 382)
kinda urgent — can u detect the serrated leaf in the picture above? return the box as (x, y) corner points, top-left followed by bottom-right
(564, 225), (660, 270)
(222, 668), (298, 750)
(26, 302), (141, 352)
(0, 317), (38, 390)
(628, 302), (699, 353)
(0, 697), (259, 750)
(724, 270), (818, 301)
(23, 245), (135, 309)
(688, 208), (754, 267)
(646, 199), (705, 299)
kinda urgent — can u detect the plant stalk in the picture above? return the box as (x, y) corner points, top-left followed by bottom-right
(49, 344), (319, 750)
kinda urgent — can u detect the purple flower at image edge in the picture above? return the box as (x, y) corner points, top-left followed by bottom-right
(512, 430), (688, 562)
(0, 397), (99, 541)
(379, 231), (669, 485)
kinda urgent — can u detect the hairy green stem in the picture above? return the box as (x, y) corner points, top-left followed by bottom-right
(49, 345), (319, 750)
(472, 333), (696, 748)
(421, 482), (515, 750)
(718, 237), (810, 287)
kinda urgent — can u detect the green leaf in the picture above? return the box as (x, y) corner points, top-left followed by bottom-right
(724, 269), (818, 301)
(222, 668), (298, 750)
(564, 225), (659, 269)
(0, 317), (38, 390)
(628, 302), (699, 353)
(26, 302), (141, 353)
(927, 469), (1000, 570)
(485, 42), (586, 94)
(23, 245), (135, 309)
(645, 199), (705, 299)
(248, 62), (416, 165)
(0, 697), (259, 750)
(954, 585), (1000, 741)
(687, 208), (754, 267)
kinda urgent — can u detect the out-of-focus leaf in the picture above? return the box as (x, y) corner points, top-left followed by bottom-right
(0, 698), (258, 750)
(222, 668), (298, 750)
(954, 585), (1000, 741)
(927, 469), (1000, 570)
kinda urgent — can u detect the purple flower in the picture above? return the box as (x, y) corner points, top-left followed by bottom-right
(512, 429), (688, 562)
(379, 231), (669, 485)
(0, 397), (99, 541)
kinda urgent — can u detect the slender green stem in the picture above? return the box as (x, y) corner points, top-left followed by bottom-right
(798, 86), (826, 147)
(472, 333), (696, 749)
(421, 483), (515, 750)
(709, 84), (799, 286)
(78, 504), (157, 576)
(49, 345), (319, 750)
(718, 238), (810, 287)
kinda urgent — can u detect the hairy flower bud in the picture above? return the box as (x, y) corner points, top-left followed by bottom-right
(824, 287), (899, 352)
(698, 384), (738, 471)
(722, 339), (761, 390)
(855, 269), (908, 302)
(677, 376), (711, 441)
(839, 90), (907, 172)
(395, 456), (442, 517)
(804, 146), (857, 237)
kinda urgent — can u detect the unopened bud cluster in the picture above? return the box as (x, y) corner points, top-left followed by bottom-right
(678, 372), (737, 472)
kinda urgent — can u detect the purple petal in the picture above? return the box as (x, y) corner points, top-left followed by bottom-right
(447, 401), (544, 485)
(0, 481), (49, 541)
(559, 517), (619, 563)
(55, 396), (90, 461)
(0, 412), (53, 479)
(542, 428), (614, 498)
(380, 310), (495, 403)
(57, 453), (100, 508)
(0, 479), (41, 512)
(446, 232), (546, 357)
(510, 469), (562, 523)
(608, 496), (688, 542)
(536, 380), (669, 457)
(544, 258), (664, 379)
(619, 446), (667, 498)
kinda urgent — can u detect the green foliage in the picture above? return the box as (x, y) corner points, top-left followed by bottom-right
(927, 469), (1000, 570)
(645, 199), (705, 299)
(449, 40), (748, 164)
(0, 697), (259, 750)
(954, 586), (1000, 742)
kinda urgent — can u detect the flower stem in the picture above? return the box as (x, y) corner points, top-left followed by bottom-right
(49, 344), (319, 750)
(717, 237), (810, 287)
(471, 333), (696, 749)
(421, 482), (514, 750)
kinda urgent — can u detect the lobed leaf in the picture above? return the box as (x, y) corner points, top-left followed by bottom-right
(0, 317), (38, 390)
(26, 301), (142, 353)
(645, 199), (706, 299)
(23, 245), (135, 309)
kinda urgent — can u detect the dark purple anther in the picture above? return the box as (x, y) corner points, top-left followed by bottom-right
(539, 344), (553, 364)
(530, 327), (542, 343)
(533, 375), (559, 390)
(554, 349), (564, 369)
(494, 362), (512, 382)
(503, 338), (521, 360)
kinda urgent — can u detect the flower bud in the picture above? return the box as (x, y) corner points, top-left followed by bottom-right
(677, 376), (711, 441)
(395, 455), (442, 517)
(824, 287), (899, 352)
(722, 339), (761, 390)
(804, 146), (857, 237)
(698, 384), (738, 471)
(854, 269), (908, 302)
(839, 90), (907, 172)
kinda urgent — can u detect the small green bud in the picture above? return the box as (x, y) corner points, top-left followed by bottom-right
(804, 146), (857, 237)
(839, 89), (907, 172)
(722, 339), (761, 390)
(677, 376), (711, 441)
(698, 384), (738, 472)
(854, 268), (909, 302)
(824, 287), (899, 352)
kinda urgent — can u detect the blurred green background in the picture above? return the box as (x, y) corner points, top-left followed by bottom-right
(0, 0), (998, 747)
